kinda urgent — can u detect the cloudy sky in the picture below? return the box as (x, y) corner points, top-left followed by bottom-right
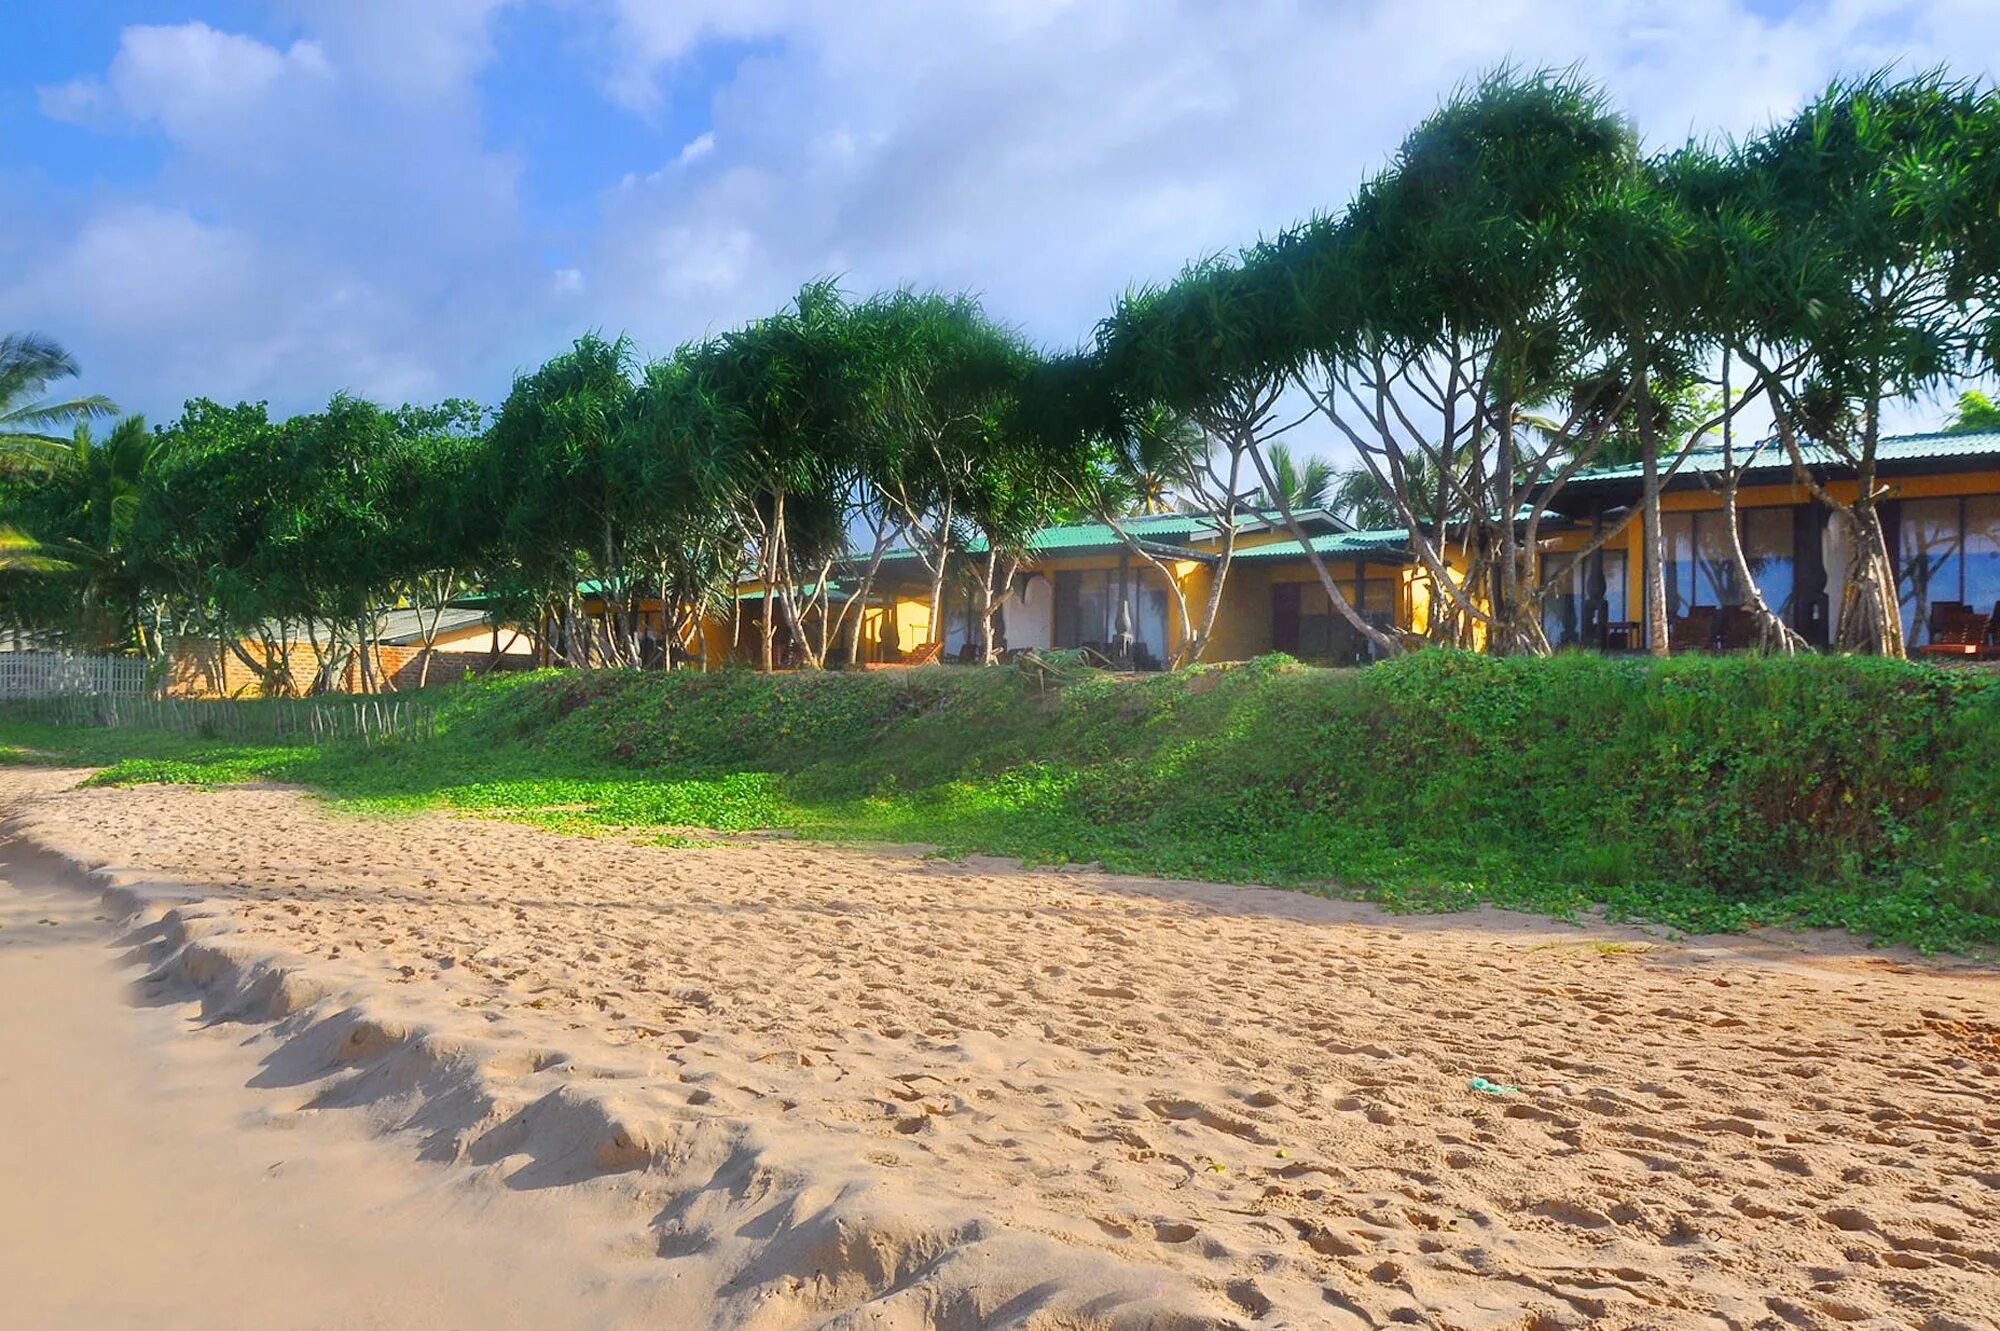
(5, 1), (1998, 431)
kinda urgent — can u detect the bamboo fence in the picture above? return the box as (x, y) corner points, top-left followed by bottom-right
(0, 691), (437, 746)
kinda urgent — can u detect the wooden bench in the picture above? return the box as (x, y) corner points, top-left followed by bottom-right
(1918, 610), (1993, 659)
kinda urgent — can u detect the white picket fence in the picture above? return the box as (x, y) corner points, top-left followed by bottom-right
(0, 652), (151, 700)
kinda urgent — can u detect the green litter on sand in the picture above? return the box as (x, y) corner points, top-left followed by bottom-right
(1467, 1076), (1520, 1096)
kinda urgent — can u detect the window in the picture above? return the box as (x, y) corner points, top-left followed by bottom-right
(1900, 495), (2000, 645)
(1052, 566), (1171, 661)
(1541, 549), (1629, 648)
(1275, 574), (1393, 663)
(1662, 508), (1795, 618)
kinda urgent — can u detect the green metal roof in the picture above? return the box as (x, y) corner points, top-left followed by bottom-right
(872, 509), (1341, 564)
(732, 581), (845, 602)
(1564, 430), (2000, 493)
(1231, 529), (1416, 562)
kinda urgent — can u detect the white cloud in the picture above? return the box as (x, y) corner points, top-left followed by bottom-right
(14, 1), (2000, 432)
(676, 131), (716, 165)
(573, 0), (2000, 447)
(40, 23), (332, 147)
(0, 204), (444, 410)
(35, 79), (112, 127)
(17, 13), (540, 417)
(273, 0), (519, 103)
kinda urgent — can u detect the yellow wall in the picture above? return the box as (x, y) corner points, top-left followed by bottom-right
(1192, 557), (1431, 661)
(689, 594), (935, 666)
(1198, 561), (1271, 662)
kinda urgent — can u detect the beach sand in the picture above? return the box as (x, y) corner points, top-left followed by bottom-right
(0, 839), (681, 1329)
(2, 766), (1997, 1329)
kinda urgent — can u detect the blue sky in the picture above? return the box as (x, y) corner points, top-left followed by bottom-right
(5, 1), (1997, 431)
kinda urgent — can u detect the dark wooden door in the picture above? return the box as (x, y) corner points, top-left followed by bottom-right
(1271, 582), (1301, 655)
(1052, 571), (1081, 648)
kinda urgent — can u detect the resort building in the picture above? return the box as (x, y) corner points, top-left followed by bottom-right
(1541, 430), (2000, 653)
(808, 428), (2000, 666)
(858, 510), (1434, 667)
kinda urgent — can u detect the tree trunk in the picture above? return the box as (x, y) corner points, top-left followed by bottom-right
(1719, 479), (1805, 653)
(1182, 449), (1247, 666)
(1494, 396), (1524, 654)
(1639, 364), (1669, 657)
(924, 497), (953, 648)
(759, 518), (778, 673)
(975, 550), (1018, 665)
(1185, 526), (1234, 667)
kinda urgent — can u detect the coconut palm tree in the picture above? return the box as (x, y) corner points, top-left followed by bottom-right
(1254, 441), (1335, 512)
(1326, 466), (1402, 529)
(0, 334), (117, 470)
(1, 416), (164, 650)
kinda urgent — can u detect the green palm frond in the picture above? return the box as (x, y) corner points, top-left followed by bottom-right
(1258, 441), (1335, 511)
(0, 525), (74, 574)
(0, 334), (118, 474)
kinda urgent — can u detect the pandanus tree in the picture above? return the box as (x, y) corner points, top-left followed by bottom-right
(1553, 147), (1792, 657)
(623, 348), (754, 670)
(1023, 348), (1232, 666)
(689, 283), (861, 672)
(1260, 69), (1665, 655)
(487, 334), (645, 666)
(842, 290), (1042, 662)
(1091, 260), (1386, 660)
(376, 400), (488, 684)
(957, 362), (1100, 663)
(132, 400), (303, 691)
(268, 395), (409, 691)
(1705, 73), (2000, 655)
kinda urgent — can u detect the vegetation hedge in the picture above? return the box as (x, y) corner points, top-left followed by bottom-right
(8, 651), (1998, 953)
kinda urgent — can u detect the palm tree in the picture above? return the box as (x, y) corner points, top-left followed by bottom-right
(3, 416), (164, 650)
(0, 334), (117, 470)
(1104, 404), (1202, 515)
(1327, 466), (1402, 529)
(1254, 441), (1335, 512)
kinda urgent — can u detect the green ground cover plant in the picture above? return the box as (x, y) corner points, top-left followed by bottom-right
(4, 651), (1997, 954)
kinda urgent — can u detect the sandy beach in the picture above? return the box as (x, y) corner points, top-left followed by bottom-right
(0, 858), (685, 1330)
(3, 767), (1998, 1330)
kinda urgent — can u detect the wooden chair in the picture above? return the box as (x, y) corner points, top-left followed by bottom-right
(1927, 601), (1971, 640)
(900, 641), (942, 667)
(1715, 605), (1759, 651)
(1668, 606), (1720, 653)
(1918, 610), (1993, 659)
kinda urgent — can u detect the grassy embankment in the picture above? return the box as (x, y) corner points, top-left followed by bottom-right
(3, 650), (1997, 953)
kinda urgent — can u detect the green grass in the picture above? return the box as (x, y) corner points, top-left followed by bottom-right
(5, 650), (1999, 954)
